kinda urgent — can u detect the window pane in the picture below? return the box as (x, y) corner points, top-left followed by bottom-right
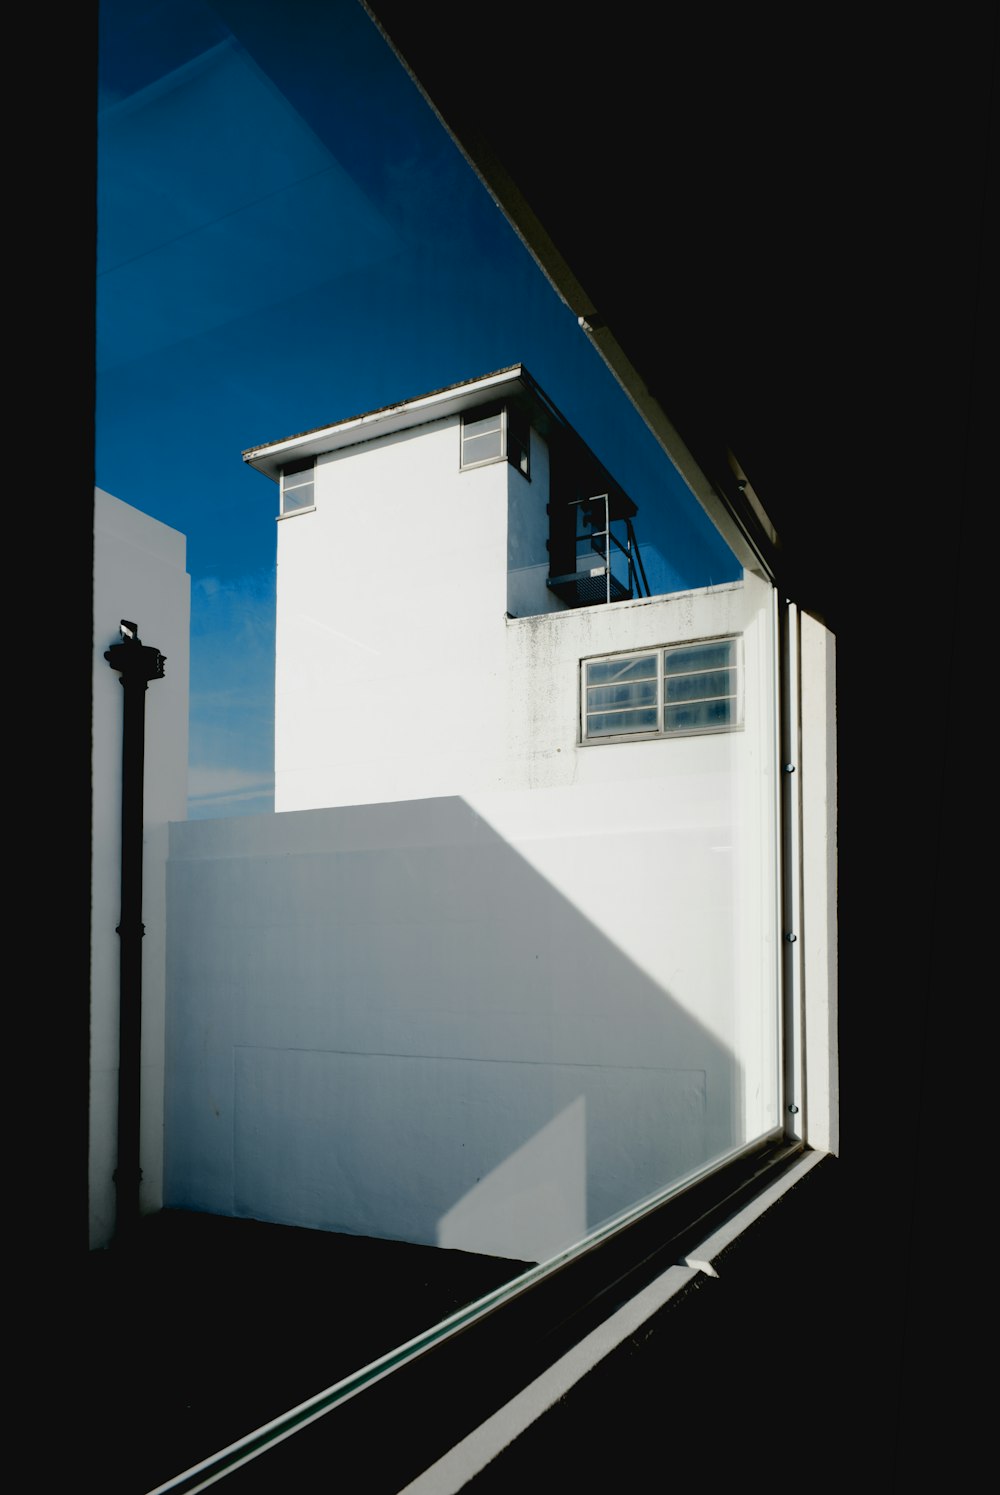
(664, 640), (734, 675)
(97, 5), (781, 1480)
(282, 479), (313, 512)
(587, 679), (658, 711)
(462, 429), (504, 463)
(664, 697), (736, 732)
(665, 667), (737, 703)
(586, 706), (659, 736)
(586, 654), (657, 686)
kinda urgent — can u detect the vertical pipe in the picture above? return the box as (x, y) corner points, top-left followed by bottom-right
(105, 621), (166, 1246)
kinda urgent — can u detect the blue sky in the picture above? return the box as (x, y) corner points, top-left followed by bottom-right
(97, 0), (738, 817)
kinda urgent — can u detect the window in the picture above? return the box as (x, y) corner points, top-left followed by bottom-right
(582, 637), (740, 742)
(280, 458), (315, 515)
(461, 401), (530, 476)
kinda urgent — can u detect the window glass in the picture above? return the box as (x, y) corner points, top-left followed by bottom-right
(96, 3), (781, 1484)
(280, 461), (314, 513)
(461, 403), (506, 467)
(665, 640), (735, 674)
(582, 639), (741, 742)
(586, 654), (657, 686)
(507, 402), (530, 476)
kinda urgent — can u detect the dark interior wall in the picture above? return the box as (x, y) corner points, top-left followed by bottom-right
(365, 2), (994, 1482)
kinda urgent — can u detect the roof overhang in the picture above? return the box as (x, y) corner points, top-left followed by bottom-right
(242, 366), (530, 481)
(242, 362), (636, 517)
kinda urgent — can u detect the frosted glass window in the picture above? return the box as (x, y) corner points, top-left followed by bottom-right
(586, 655), (657, 687)
(663, 639), (739, 731)
(582, 639), (740, 742)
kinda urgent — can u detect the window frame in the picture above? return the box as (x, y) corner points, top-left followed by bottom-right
(279, 458), (316, 517)
(460, 400), (530, 478)
(580, 635), (743, 746)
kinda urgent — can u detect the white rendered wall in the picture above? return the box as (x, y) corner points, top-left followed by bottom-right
(800, 610), (838, 1154)
(274, 415), (566, 813)
(166, 569), (778, 1263)
(92, 490), (190, 1249)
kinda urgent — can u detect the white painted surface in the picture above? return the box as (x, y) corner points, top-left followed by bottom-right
(800, 612), (838, 1154)
(274, 414), (570, 813)
(163, 387), (782, 1262)
(92, 489), (190, 1248)
(166, 569), (778, 1260)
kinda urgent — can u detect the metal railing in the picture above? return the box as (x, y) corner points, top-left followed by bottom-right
(547, 494), (650, 607)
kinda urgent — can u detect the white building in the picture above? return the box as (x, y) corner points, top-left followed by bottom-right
(243, 366), (765, 814)
(162, 369), (785, 1262)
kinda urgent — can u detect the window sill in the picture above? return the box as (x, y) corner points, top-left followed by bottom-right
(579, 721), (744, 746)
(152, 1136), (811, 1493)
(459, 456), (530, 480)
(276, 505), (317, 520)
(401, 1148), (829, 1494)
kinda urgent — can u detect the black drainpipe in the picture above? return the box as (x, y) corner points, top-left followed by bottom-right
(105, 620), (166, 1247)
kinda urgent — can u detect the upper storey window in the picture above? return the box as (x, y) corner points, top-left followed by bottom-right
(280, 458), (315, 515)
(460, 402), (529, 477)
(582, 638), (741, 742)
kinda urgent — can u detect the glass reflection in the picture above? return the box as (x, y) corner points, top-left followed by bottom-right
(95, 2), (780, 1486)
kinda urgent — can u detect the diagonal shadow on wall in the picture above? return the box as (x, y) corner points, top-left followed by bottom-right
(165, 793), (762, 1266)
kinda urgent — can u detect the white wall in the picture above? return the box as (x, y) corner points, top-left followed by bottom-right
(800, 609), (838, 1154)
(163, 411), (782, 1264)
(92, 489), (190, 1248)
(274, 414), (568, 812)
(165, 571), (779, 1264)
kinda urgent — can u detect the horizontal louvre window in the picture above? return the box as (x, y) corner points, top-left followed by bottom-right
(588, 679), (658, 712)
(663, 640), (738, 730)
(281, 459), (314, 514)
(582, 639), (740, 742)
(461, 402), (530, 476)
(586, 655), (657, 687)
(666, 667), (737, 703)
(587, 706), (660, 737)
(461, 404), (503, 468)
(664, 697), (736, 732)
(584, 652), (658, 739)
(664, 641), (733, 674)
(463, 430), (504, 462)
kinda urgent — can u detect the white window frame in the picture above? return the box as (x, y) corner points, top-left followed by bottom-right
(279, 459), (315, 517)
(580, 636), (742, 744)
